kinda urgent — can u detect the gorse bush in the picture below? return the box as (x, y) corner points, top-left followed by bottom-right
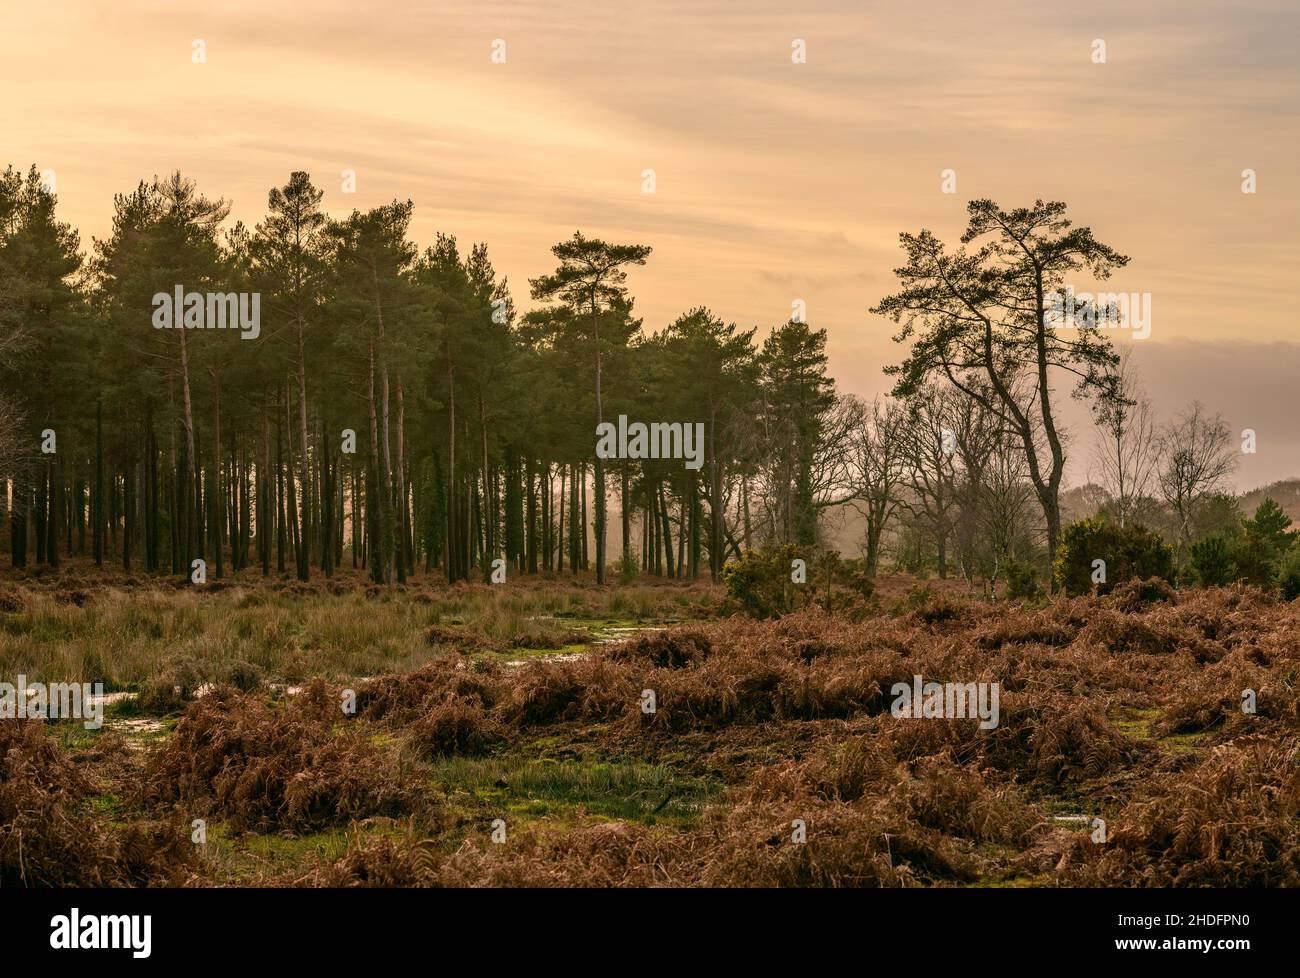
(1053, 518), (1175, 597)
(721, 545), (806, 618)
(723, 547), (873, 617)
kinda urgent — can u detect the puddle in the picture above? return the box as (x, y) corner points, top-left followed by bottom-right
(95, 691), (138, 707)
(502, 651), (589, 668)
(23, 688), (139, 708)
(593, 625), (665, 645)
(501, 620), (666, 667)
(108, 716), (166, 749)
(269, 677), (377, 697)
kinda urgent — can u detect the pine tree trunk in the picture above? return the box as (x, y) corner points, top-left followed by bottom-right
(177, 332), (199, 578)
(211, 369), (224, 579)
(276, 390), (286, 574)
(296, 329), (311, 581)
(94, 398), (104, 567)
(47, 459), (59, 569)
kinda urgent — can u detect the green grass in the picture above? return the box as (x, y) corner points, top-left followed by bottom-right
(428, 755), (723, 826)
(199, 823), (362, 883)
(49, 717), (104, 753)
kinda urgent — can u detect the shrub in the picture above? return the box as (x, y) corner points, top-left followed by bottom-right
(1106, 576), (1176, 613)
(721, 545), (807, 618)
(1228, 531), (1276, 588)
(1190, 535), (1233, 587)
(608, 629), (712, 669)
(137, 656), (264, 714)
(1002, 558), (1042, 600)
(143, 685), (415, 833)
(616, 549), (639, 584)
(2, 720), (197, 886)
(408, 699), (506, 757)
(1053, 518), (1175, 597)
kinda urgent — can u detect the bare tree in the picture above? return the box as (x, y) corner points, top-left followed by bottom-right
(845, 396), (907, 576)
(936, 384), (1037, 595)
(1093, 349), (1160, 527)
(805, 393), (865, 544)
(898, 385), (961, 577)
(965, 425), (1036, 597)
(1158, 401), (1236, 557)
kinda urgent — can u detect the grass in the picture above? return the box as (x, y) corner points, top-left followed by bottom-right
(428, 754), (722, 826)
(0, 570), (718, 688)
(199, 823), (360, 884)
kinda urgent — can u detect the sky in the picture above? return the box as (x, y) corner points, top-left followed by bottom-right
(3, 0), (1298, 489)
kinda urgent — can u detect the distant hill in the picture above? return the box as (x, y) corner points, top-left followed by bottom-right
(1239, 479), (1300, 523)
(815, 479), (1300, 559)
(1061, 480), (1300, 525)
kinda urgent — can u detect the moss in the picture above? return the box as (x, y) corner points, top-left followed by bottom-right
(1111, 706), (1160, 739)
(1111, 706), (1204, 752)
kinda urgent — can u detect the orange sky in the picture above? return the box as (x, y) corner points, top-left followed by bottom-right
(3, 0), (1298, 487)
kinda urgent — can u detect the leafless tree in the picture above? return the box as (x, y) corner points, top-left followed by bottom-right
(811, 394), (862, 505)
(1158, 401), (1237, 557)
(945, 388), (1035, 594)
(1093, 350), (1160, 527)
(968, 426), (1036, 596)
(747, 394), (856, 549)
(898, 386), (962, 577)
(844, 396), (907, 575)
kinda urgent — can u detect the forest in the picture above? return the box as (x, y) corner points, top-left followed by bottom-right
(0, 164), (849, 589)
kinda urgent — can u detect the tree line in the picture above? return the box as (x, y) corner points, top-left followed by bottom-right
(0, 166), (844, 586)
(3, 177), (1254, 593)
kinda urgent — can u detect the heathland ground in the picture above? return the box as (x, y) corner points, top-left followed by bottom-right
(2, 565), (1296, 887)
